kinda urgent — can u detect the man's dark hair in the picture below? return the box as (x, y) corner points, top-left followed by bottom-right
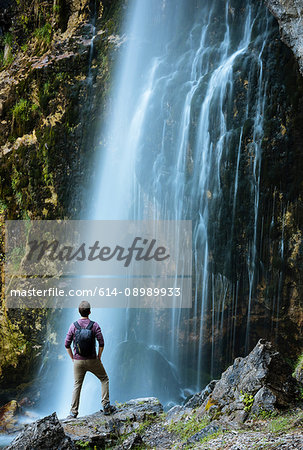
(78, 300), (91, 317)
(79, 307), (90, 317)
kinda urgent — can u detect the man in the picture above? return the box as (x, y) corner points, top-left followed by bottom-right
(65, 300), (115, 418)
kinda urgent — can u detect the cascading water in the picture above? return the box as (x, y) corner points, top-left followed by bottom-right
(49, 0), (278, 417)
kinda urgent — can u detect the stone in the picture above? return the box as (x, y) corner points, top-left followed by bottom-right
(199, 340), (300, 421)
(293, 357), (303, 384)
(121, 432), (144, 449)
(62, 397), (163, 447)
(0, 400), (19, 432)
(251, 386), (277, 415)
(266, 0), (303, 75)
(7, 412), (76, 450)
(184, 379), (217, 409)
(185, 424), (219, 446)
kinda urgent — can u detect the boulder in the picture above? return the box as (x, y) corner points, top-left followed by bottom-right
(121, 432), (144, 449)
(195, 340), (300, 421)
(62, 397), (163, 447)
(6, 412), (75, 450)
(184, 379), (217, 409)
(293, 356), (303, 384)
(185, 424), (219, 446)
(0, 400), (19, 432)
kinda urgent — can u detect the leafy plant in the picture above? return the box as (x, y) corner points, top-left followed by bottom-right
(76, 441), (91, 449)
(240, 391), (254, 412)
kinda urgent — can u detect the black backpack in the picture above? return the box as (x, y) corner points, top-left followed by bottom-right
(74, 320), (95, 356)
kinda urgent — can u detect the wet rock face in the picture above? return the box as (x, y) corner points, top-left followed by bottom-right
(266, 0), (303, 75)
(7, 412), (76, 450)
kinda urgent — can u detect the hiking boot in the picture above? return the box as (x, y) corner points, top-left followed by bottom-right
(102, 403), (116, 415)
(66, 412), (77, 420)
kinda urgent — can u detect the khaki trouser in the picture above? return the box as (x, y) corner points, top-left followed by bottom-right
(70, 358), (109, 415)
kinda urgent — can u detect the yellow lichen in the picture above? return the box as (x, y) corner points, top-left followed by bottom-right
(281, 123), (286, 136)
(205, 397), (215, 411)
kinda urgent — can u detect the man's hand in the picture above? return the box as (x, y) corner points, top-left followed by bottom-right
(66, 347), (74, 362)
(98, 346), (104, 361)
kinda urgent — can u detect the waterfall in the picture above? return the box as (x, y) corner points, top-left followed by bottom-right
(50, 0), (275, 416)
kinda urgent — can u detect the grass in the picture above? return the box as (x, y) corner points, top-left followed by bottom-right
(21, 43), (29, 52)
(34, 23), (52, 44)
(167, 413), (210, 441)
(182, 430), (223, 449)
(3, 32), (13, 46)
(268, 416), (292, 433)
(11, 98), (39, 134)
(293, 353), (303, 375)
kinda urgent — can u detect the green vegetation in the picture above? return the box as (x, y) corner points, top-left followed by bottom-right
(34, 23), (52, 44)
(11, 98), (39, 135)
(182, 430), (223, 449)
(136, 417), (154, 434)
(294, 353), (303, 374)
(75, 441), (91, 449)
(256, 409), (275, 420)
(3, 32), (13, 46)
(0, 33), (15, 69)
(20, 43), (29, 52)
(268, 416), (291, 433)
(240, 391), (254, 412)
(167, 413), (209, 441)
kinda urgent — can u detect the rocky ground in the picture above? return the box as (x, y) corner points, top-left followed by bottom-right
(1, 340), (303, 449)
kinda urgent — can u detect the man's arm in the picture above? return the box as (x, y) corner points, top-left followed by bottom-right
(65, 324), (75, 361)
(66, 347), (74, 361)
(94, 322), (105, 360)
(98, 345), (104, 360)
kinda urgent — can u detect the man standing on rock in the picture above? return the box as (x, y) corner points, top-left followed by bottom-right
(65, 300), (116, 418)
